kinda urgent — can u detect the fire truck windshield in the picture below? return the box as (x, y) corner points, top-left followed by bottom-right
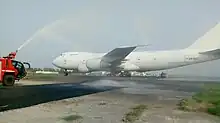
(11, 60), (26, 79)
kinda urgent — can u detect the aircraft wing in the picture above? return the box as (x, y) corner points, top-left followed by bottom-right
(199, 49), (220, 55)
(101, 45), (147, 64)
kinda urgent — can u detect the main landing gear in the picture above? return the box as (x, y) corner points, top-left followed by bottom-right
(107, 71), (131, 77)
(64, 69), (68, 76)
(118, 71), (131, 77)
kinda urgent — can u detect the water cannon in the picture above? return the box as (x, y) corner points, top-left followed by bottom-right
(3, 50), (17, 59)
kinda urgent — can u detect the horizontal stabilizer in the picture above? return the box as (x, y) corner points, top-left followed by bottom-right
(199, 49), (220, 55)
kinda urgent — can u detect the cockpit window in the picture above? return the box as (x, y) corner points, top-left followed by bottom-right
(70, 53), (78, 56)
(60, 53), (65, 56)
(12, 61), (22, 68)
(16, 62), (23, 69)
(12, 61), (16, 66)
(60, 52), (78, 56)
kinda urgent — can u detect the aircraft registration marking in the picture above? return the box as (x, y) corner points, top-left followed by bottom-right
(184, 55), (199, 62)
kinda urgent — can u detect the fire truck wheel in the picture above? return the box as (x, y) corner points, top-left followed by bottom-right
(3, 75), (15, 86)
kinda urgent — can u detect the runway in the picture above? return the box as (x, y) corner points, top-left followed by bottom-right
(0, 76), (219, 123)
(0, 77), (204, 111)
(0, 79), (118, 112)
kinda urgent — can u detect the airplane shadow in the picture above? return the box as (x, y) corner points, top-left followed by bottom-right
(0, 80), (119, 112)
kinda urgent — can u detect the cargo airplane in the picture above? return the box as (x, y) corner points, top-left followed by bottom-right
(52, 22), (220, 76)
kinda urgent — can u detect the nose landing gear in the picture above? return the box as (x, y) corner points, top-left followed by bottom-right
(64, 69), (68, 76)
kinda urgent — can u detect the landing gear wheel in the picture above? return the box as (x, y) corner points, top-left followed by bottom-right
(3, 75), (15, 86)
(64, 72), (68, 76)
(119, 71), (131, 77)
(64, 69), (68, 76)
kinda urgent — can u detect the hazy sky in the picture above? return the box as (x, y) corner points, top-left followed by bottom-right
(1, 0), (220, 76)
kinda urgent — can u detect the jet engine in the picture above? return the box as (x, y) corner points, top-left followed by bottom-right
(118, 62), (140, 71)
(86, 58), (111, 70)
(77, 62), (90, 73)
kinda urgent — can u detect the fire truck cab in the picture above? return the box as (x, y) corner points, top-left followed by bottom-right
(0, 55), (30, 86)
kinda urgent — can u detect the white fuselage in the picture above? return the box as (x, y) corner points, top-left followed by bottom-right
(52, 49), (219, 72)
(52, 22), (220, 73)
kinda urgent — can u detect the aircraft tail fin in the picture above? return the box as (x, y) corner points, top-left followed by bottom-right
(186, 22), (220, 51)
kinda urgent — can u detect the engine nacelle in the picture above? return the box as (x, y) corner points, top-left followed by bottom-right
(118, 62), (139, 71)
(86, 58), (111, 70)
(77, 62), (90, 73)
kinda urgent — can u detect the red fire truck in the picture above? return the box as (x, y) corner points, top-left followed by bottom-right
(0, 51), (30, 86)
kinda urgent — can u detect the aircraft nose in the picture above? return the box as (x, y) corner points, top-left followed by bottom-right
(52, 56), (61, 67)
